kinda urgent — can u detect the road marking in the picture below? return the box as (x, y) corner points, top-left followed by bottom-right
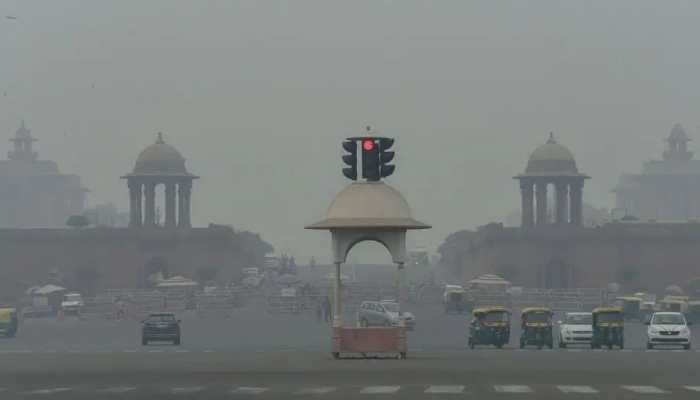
(566, 349), (583, 352)
(295, 387), (337, 395)
(203, 349), (214, 353)
(231, 387), (269, 395)
(621, 385), (668, 394)
(24, 387), (72, 395)
(171, 386), (205, 394)
(97, 387), (137, 394)
(360, 386), (401, 394)
(494, 385), (533, 393)
(148, 349), (164, 353)
(175, 349), (190, 353)
(425, 385), (465, 394)
(557, 385), (599, 394)
(684, 386), (700, 392)
(124, 349), (138, 353)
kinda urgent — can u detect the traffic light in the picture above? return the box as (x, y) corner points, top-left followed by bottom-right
(341, 140), (357, 180)
(361, 138), (380, 181)
(378, 138), (395, 178)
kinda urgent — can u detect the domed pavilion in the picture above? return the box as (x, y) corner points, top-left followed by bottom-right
(122, 133), (198, 228)
(514, 133), (589, 228)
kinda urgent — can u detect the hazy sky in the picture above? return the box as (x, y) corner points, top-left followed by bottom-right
(2, 1), (699, 263)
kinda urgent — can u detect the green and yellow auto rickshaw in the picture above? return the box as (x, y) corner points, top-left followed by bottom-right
(468, 307), (511, 349)
(687, 301), (700, 325)
(591, 307), (624, 349)
(615, 296), (642, 321)
(0, 307), (18, 338)
(519, 307), (554, 349)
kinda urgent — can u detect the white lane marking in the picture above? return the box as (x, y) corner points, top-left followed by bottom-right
(203, 349), (214, 353)
(175, 349), (190, 353)
(494, 385), (533, 393)
(97, 386), (137, 394)
(425, 385), (465, 394)
(684, 386), (700, 392)
(171, 386), (205, 394)
(24, 387), (72, 395)
(360, 386), (401, 394)
(557, 385), (599, 394)
(231, 386), (269, 395)
(148, 349), (164, 353)
(621, 385), (668, 394)
(295, 387), (337, 395)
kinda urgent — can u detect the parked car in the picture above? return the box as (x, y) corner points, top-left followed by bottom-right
(141, 313), (181, 345)
(61, 293), (84, 315)
(646, 312), (691, 350)
(357, 300), (415, 330)
(557, 312), (592, 348)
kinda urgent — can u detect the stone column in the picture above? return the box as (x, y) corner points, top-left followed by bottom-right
(128, 180), (141, 227)
(570, 180), (583, 226)
(144, 182), (156, 227)
(333, 262), (342, 328)
(396, 262), (405, 328)
(535, 181), (548, 226)
(164, 183), (177, 228)
(555, 182), (568, 224)
(520, 180), (534, 228)
(178, 181), (192, 228)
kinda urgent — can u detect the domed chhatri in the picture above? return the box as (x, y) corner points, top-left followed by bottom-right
(122, 133), (199, 229)
(525, 133), (579, 176)
(515, 134), (589, 229)
(133, 132), (188, 175)
(306, 182), (429, 229)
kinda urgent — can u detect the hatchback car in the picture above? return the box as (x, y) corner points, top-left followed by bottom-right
(557, 312), (592, 348)
(142, 313), (181, 345)
(357, 301), (415, 330)
(646, 312), (691, 349)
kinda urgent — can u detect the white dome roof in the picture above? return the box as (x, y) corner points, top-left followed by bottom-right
(306, 182), (429, 230)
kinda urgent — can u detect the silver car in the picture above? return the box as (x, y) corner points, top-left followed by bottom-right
(357, 300), (415, 330)
(558, 312), (593, 348)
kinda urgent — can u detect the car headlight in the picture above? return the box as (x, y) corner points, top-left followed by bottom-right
(681, 327), (690, 336)
(649, 328), (659, 335)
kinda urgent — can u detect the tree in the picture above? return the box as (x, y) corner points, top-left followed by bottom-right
(66, 215), (90, 229)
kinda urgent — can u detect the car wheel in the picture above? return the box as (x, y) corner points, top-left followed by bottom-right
(174, 337), (181, 346)
(684, 343), (691, 350)
(469, 339), (475, 349)
(559, 339), (566, 348)
(647, 342), (653, 350)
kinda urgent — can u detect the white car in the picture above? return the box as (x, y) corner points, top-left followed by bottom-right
(557, 312), (592, 348)
(60, 293), (84, 315)
(646, 312), (692, 350)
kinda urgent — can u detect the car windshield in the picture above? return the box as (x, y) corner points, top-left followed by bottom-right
(483, 312), (508, 322)
(565, 314), (592, 325)
(147, 315), (175, 322)
(524, 312), (550, 323)
(652, 314), (685, 325)
(381, 303), (399, 313)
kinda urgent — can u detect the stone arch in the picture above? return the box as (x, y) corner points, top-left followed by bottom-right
(343, 237), (393, 264)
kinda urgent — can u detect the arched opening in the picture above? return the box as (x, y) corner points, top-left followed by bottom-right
(343, 240), (395, 286)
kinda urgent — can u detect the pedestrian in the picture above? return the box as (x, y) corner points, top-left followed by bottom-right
(316, 298), (322, 322)
(323, 296), (332, 323)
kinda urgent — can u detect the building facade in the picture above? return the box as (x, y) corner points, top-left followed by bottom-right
(615, 123), (700, 221)
(0, 134), (272, 301)
(0, 122), (87, 228)
(439, 134), (700, 292)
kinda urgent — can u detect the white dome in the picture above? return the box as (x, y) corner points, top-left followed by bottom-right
(306, 182), (429, 230)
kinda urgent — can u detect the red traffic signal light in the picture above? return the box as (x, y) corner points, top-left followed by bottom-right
(362, 139), (375, 151)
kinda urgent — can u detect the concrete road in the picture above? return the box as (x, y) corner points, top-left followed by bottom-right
(0, 302), (698, 399)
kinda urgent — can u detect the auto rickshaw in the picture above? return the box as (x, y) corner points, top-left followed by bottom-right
(687, 301), (700, 324)
(519, 307), (554, 349)
(640, 301), (656, 323)
(444, 288), (467, 314)
(615, 296), (642, 321)
(0, 307), (18, 338)
(468, 307), (511, 349)
(591, 307), (624, 349)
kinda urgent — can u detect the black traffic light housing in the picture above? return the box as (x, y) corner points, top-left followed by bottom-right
(340, 135), (395, 182)
(378, 138), (395, 178)
(341, 140), (357, 180)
